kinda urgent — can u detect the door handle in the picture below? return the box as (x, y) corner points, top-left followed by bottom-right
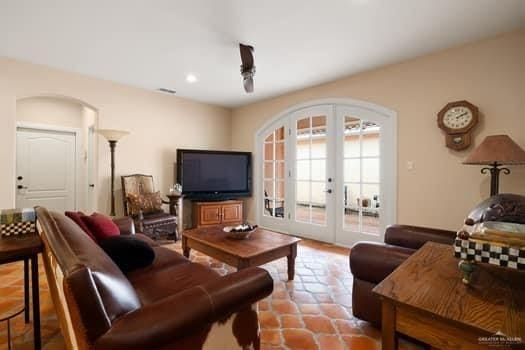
(325, 189), (332, 194)
(89, 184), (95, 188)
(17, 185), (28, 190)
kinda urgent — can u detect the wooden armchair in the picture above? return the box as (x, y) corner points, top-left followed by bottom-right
(121, 174), (177, 240)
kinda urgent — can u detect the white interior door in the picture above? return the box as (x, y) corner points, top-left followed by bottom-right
(16, 127), (76, 211)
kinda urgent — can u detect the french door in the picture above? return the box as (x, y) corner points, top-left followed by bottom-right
(258, 102), (395, 245)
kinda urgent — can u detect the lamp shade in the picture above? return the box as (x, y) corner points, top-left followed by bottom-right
(97, 129), (130, 142)
(463, 135), (525, 165)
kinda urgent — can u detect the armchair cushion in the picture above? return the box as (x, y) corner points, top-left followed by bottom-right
(350, 242), (414, 284)
(100, 236), (155, 273)
(82, 213), (121, 242)
(127, 191), (163, 216)
(384, 224), (456, 250)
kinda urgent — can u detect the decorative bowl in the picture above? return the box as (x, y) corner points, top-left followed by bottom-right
(223, 224), (258, 240)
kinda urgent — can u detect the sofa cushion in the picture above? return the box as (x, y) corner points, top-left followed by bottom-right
(81, 213), (120, 242)
(65, 211), (96, 241)
(51, 212), (141, 323)
(128, 262), (220, 304)
(100, 235), (155, 273)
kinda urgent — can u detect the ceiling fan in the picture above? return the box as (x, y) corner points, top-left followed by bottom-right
(239, 43), (255, 93)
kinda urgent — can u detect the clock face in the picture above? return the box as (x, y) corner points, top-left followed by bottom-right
(443, 106), (473, 130)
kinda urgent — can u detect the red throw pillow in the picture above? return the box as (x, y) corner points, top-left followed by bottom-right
(81, 213), (120, 242)
(65, 211), (97, 241)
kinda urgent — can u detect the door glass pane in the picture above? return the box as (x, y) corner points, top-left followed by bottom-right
(296, 160), (310, 180)
(344, 159), (360, 182)
(343, 115), (381, 236)
(311, 137), (326, 159)
(264, 162), (273, 179)
(296, 139), (310, 159)
(296, 181), (310, 203)
(275, 142), (285, 161)
(344, 183), (360, 232)
(362, 132), (380, 157)
(344, 134), (360, 158)
(264, 181), (274, 198)
(275, 127), (285, 141)
(311, 160), (325, 181)
(296, 204), (310, 223)
(297, 117), (311, 133)
(311, 182), (326, 206)
(362, 184), (380, 234)
(276, 180), (285, 199)
(264, 143), (273, 160)
(362, 158), (379, 183)
(276, 161), (285, 179)
(262, 126), (286, 220)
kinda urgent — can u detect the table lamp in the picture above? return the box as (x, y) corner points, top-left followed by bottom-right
(463, 135), (525, 196)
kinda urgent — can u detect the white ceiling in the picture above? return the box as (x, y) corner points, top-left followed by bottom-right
(1, 0), (524, 107)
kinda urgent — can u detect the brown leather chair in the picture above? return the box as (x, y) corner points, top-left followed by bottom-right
(121, 174), (177, 240)
(349, 193), (525, 326)
(36, 207), (273, 350)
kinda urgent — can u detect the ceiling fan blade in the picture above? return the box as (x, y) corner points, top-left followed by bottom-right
(243, 77), (254, 93)
(239, 43), (254, 69)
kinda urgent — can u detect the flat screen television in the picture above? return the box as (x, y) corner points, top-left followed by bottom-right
(176, 149), (252, 200)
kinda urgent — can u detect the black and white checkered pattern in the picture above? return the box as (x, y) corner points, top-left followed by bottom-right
(0, 221), (36, 237)
(454, 239), (525, 270)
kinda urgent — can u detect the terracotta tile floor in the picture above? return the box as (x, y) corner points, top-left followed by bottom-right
(0, 239), (421, 349)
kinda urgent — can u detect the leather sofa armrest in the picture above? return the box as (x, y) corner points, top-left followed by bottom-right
(349, 242), (414, 284)
(384, 224), (456, 250)
(94, 267), (273, 350)
(112, 217), (135, 235)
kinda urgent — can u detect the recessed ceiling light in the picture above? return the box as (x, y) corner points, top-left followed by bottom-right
(186, 74), (198, 83)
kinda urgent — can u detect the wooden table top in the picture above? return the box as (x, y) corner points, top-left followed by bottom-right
(373, 242), (525, 338)
(183, 226), (301, 259)
(0, 233), (42, 263)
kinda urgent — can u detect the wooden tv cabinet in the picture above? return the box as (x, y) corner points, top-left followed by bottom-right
(192, 200), (243, 228)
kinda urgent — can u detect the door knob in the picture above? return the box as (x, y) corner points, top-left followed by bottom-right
(17, 176), (23, 180)
(17, 185), (28, 190)
(325, 189), (332, 194)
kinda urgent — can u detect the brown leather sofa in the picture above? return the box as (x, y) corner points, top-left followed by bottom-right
(36, 207), (273, 350)
(349, 193), (525, 326)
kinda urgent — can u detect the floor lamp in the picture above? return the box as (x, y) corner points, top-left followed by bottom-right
(98, 129), (130, 216)
(463, 135), (525, 196)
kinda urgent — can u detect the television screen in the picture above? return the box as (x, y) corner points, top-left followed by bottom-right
(177, 149), (251, 199)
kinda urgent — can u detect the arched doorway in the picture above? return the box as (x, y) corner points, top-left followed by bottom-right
(255, 99), (396, 246)
(15, 95), (99, 212)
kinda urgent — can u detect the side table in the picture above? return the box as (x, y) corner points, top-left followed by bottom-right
(1, 209), (42, 350)
(373, 242), (525, 349)
(166, 193), (184, 236)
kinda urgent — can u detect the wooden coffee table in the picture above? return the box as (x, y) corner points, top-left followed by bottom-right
(182, 226), (301, 280)
(373, 242), (525, 350)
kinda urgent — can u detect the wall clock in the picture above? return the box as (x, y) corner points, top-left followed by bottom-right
(437, 100), (479, 151)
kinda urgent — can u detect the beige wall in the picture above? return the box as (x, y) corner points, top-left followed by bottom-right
(0, 57), (232, 215)
(16, 96), (84, 128)
(232, 28), (525, 230)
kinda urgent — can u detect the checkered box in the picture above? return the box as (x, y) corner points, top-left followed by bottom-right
(0, 208), (36, 237)
(454, 238), (525, 270)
